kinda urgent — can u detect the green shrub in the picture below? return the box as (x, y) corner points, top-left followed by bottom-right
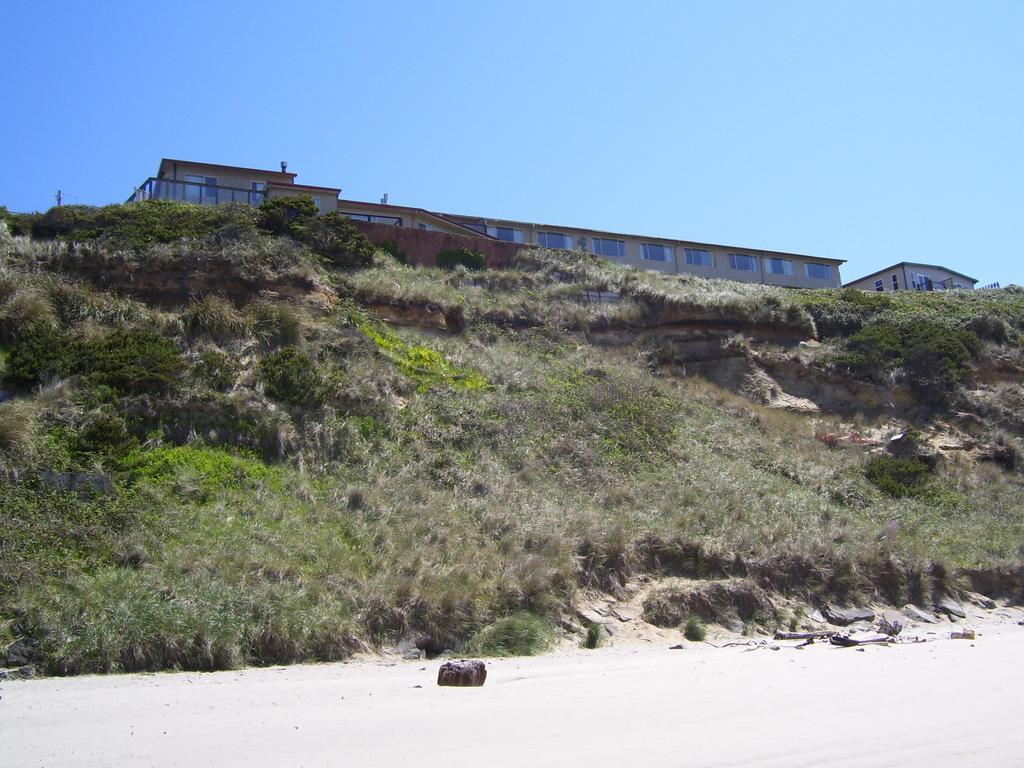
(4, 322), (76, 386)
(0, 206), (15, 236)
(296, 213), (375, 269)
(684, 615), (707, 641)
(122, 444), (272, 492)
(75, 410), (138, 458)
(902, 323), (978, 406)
(182, 295), (249, 342)
(966, 314), (1011, 344)
(30, 201), (257, 248)
(258, 347), (321, 405)
(2, 210), (41, 237)
(193, 350), (239, 391)
(833, 321), (979, 406)
(832, 323), (903, 381)
(256, 196), (317, 236)
(865, 455), (932, 497)
(468, 613), (553, 656)
(246, 302), (303, 348)
(79, 328), (185, 395)
(436, 247), (487, 271)
(30, 205), (101, 241)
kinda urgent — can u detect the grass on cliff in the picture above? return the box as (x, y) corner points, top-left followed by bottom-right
(2, 204), (1024, 675)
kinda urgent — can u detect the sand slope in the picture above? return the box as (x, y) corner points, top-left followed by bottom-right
(2, 624), (1022, 767)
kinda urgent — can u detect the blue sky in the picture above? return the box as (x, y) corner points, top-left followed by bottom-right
(3, 1), (1022, 286)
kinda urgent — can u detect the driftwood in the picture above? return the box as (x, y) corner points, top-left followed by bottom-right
(829, 633), (892, 647)
(774, 630), (836, 641)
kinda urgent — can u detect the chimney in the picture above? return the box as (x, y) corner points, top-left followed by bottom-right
(381, 193), (389, 205)
(280, 161), (288, 173)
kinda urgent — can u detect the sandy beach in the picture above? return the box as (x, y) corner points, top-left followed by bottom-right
(2, 618), (1023, 768)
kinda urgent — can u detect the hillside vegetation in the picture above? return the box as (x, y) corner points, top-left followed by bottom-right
(1, 200), (1023, 674)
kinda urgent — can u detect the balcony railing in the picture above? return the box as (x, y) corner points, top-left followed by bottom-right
(128, 177), (267, 207)
(911, 277), (973, 291)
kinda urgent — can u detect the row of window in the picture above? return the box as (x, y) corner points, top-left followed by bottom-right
(487, 226), (832, 279)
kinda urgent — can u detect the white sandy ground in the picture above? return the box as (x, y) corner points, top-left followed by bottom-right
(2, 620), (1023, 768)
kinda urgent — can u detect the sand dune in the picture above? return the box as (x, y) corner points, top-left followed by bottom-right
(2, 622), (1022, 767)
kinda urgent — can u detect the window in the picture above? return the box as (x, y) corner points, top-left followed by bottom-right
(874, 279), (884, 292)
(804, 263), (833, 280)
(764, 257), (794, 276)
(343, 212), (402, 226)
(249, 181), (267, 206)
(683, 248), (712, 267)
(488, 225), (524, 243)
(728, 253), (758, 271)
(185, 174), (217, 205)
(642, 243), (673, 262)
(910, 272), (933, 291)
(592, 237), (626, 258)
(892, 274), (899, 291)
(537, 231), (569, 249)
(311, 197), (322, 212)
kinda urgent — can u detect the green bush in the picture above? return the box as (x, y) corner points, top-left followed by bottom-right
(193, 350), (239, 391)
(122, 444), (272, 492)
(30, 201), (257, 248)
(246, 302), (303, 348)
(256, 196), (317, 236)
(966, 314), (1011, 344)
(258, 347), (321, 405)
(4, 322), (76, 386)
(436, 247), (487, 271)
(865, 455), (932, 497)
(75, 410), (138, 458)
(30, 205), (101, 241)
(79, 328), (185, 395)
(296, 213), (375, 269)
(0, 205), (20, 236)
(3, 210), (41, 237)
(832, 323), (903, 381)
(684, 615), (707, 641)
(902, 323), (978, 406)
(468, 613), (553, 656)
(834, 321), (979, 406)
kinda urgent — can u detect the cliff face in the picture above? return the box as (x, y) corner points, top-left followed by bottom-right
(2, 208), (1023, 675)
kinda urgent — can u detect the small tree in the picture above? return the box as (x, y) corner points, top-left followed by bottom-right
(79, 328), (185, 395)
(296, 213), (375, 268)
(256, 195), (318, 236)
(5, 322), (76, 386)
(258, 347), (321, 406)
